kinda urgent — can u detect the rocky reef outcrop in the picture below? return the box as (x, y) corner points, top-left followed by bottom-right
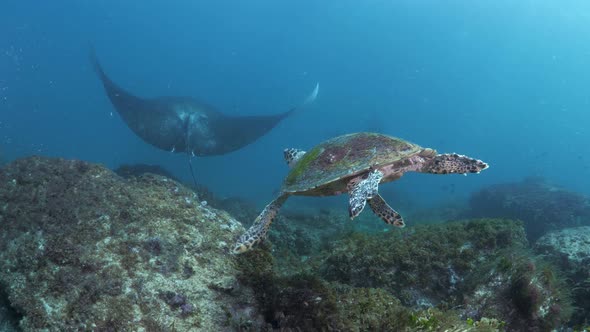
(467, 177), (590, 241)
(0, 157), (582, 331)
(113, 163), (183, 183)
(0, 156), (264, 331)
(229, 217), (572, 331)
(313, 219), (572, 331)
(535, 226), (590, 326)
(535, 226), (590, 268)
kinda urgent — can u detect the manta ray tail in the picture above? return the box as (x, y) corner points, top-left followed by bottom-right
(188, 156), (199, 194)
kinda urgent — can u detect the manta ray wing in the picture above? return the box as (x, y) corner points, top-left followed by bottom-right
(91, 50), (318, 156)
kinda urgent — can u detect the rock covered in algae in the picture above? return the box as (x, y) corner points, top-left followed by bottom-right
(0, 156), (264, 331)
(535, 226), (590, 327)
(316, 219), (572, 331)
(467, 177), (590, 241)
(535, 226), (590, 266)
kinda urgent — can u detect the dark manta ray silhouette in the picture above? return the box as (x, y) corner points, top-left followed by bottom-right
(91, 52), (319, 157)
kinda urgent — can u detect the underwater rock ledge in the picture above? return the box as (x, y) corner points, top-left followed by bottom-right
(467, 177), (590, 241)
(0, 156), (265, 331)
(535, 226), (590, 326)
(313, 219), (573, 331)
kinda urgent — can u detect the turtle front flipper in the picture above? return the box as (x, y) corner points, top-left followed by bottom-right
(348, 169), (383, 219)
(421, 153), (488, 175)
(232, 194), (289, 254)
(368, 194), (405, 227)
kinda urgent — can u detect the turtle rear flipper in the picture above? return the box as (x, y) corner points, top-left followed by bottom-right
(348, 169), (383, 219)
(232, 194), (289, 254)
(422, 153), (488, 175)
(368, 194), (404, 227)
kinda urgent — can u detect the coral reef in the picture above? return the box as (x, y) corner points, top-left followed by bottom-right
(461, 253), (572, 331)
(318, 219), (527, 305)
(235, 248), (490, 331)
(113, 163), (183, 183)
(254, 205), (403, 275)
(535, 226), (590, 266)
(0, 157), (579, 330)
(467, 177), (590, 241)
(0, 156), (264, 331)
(230, 200), (576, 330)
(535, 226), (590, 327)
(113, 162), (262, 226)
(269, 207), (353, 258)
(315, 219), (572, 331)
(0, 286), (20, 332)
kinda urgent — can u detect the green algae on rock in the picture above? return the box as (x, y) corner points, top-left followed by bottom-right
(234, 247), (504, 331)
(0, 156), (264, 331)
(319, 219), (527, 302)
(535, 226), (590, 266)
(535, 226), (590, 327)
(468, 177), (590, 241)
(317, 218), (572, 331)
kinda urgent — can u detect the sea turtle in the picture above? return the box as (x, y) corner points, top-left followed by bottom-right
(233, 132), (489, 254)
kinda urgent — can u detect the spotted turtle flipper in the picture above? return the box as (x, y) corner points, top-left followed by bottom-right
(232, 194), (289, 254)
(368, 194), (405, 227)
(348, 169), (383, 219)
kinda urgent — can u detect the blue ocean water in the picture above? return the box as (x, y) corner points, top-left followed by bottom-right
(1, 0), (589, 209)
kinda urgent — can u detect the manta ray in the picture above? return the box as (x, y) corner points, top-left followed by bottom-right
(91, 51), (319, 157)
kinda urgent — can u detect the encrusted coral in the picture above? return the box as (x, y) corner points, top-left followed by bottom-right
(0, 156), (264, 331)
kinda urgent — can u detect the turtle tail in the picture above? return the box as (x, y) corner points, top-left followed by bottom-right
(232, 194), (289, 254)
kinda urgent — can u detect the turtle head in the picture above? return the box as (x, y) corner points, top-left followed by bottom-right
(421, 152), (489, 175)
